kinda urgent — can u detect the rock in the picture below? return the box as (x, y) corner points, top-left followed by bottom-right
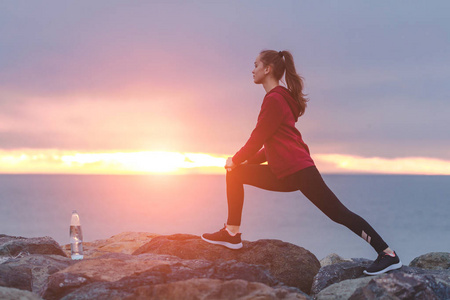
(43, 253), (174, 299)
(62, 232), (158, 259)
(0, 286), (42, 300)
(319, 253), (352, 267)
(43, 252), (281, 300)
(3, 232), (445, 300)
(133, 234), (320, 293)
(410, 252), (450, 270)
(0, 235), (67, 257)
(0, 254), (72, 296)
(311, 258), (372, 294)
(0, 262), (33, 291)
(315, 277), (373, 300)
(43, 272), (95, 300)
(62, 278), (311, 300)
(316, 269), (450, 300)
(128, 278), (312, 300)
(350, 272), (450, 299)
(312, 256), (450, 296)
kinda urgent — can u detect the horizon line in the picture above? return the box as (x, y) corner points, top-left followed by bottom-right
(1, 149), (450, 176)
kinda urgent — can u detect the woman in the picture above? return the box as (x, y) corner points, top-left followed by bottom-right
(201, 50), (402, 276)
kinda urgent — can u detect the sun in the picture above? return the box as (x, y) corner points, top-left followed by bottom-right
(117, 152), (187, 173)
(0, 149), (228, 174)
(2, 149), (450, 175)
(58, 151), (227, 174)
(55, 150), (227, 174)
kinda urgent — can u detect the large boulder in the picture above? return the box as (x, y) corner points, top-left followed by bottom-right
(312, 252), (450, 296)
(311, 258), (372, 294)
(349, 272), (449, 299)
(315, 277), (373, 300)
(0, 235), (66, 257)
(43, 252), (288, 299)
(0, 254), (72, 295)
(128, 278), (310, 300)
(319, 253), (352, 267)
(0, 286), (42, 300)
(409, 252), (450, 270)
(133, 234), (320, 293)
(314, 265), (450, 299)
(61, 278), (311, 300)
(0, 262), (33, 291)
(0, 235), (71, 297)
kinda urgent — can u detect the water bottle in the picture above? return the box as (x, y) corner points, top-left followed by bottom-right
(70, 210), (84, 260)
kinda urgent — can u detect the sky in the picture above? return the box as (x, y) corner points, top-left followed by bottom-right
(1, 1), (449, 174)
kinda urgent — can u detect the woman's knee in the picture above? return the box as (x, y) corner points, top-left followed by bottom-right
(328, 205), (358, 226)
(226, 168), (243, 186)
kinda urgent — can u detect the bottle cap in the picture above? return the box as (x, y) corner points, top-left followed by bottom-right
(71, 210), (81, 226)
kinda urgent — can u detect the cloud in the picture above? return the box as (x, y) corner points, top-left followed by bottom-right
(1, 149), (449, 175)
(0, 149), (227, 174)
(315, 154), (450, 175)
(1, 1), (449, 161)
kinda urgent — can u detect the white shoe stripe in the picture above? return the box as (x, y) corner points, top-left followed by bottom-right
(363, 261), (403, 276)
(201, 236), (243, 250)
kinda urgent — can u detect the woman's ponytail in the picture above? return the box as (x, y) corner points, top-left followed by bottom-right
(281, 51), (308, 117)
(260, 50), (309, 117)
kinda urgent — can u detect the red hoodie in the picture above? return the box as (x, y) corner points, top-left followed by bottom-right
(232, 86), (315, 179)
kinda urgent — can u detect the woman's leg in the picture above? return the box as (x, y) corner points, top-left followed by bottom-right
(289, 166), (389, 253)
(209, 164), (400, 273)
(202, 164), (293, 249)
(226, 164), (298, 226)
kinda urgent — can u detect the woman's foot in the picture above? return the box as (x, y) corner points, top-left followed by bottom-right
(363, 251), (402, 275)
(201, 225), (243, 250)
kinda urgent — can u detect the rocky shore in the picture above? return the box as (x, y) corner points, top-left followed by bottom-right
(0, 232), (448, 299)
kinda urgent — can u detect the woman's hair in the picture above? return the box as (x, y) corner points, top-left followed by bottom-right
(259, 50), (308, 117)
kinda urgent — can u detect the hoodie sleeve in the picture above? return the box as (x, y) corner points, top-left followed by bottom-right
(232, 96), (284, 165)
(247, 148), (267, 164)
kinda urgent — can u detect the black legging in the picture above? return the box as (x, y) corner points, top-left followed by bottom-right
(226, 164), (389, 253)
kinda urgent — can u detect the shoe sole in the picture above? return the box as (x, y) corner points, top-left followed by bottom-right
(363, 261), (403, 276)
(201, 235), (243, 250)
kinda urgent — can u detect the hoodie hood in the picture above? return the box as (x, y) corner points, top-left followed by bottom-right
(267, 86), (301, 122)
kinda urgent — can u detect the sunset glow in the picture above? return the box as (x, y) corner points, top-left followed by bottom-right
(315, 154), (450, 175)
(0, 150), (227, 175)
(1, 2), (449, 178)
(1, 150), (449, 175)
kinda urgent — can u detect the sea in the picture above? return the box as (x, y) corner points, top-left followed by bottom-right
(0, 174), (449, 264)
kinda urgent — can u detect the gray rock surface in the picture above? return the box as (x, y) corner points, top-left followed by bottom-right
(0, 286), (43, 300)
(43, 252), (302, 300)
(62, 278), (311, 300)
(315, 264), (450, 300)
(0, 261), (33, 291)
(350, 272), (450, 299)
(319, 253), (352, 267)
(133, 234), (320, 293)
(0, 254), (72, 295)
(1, 232), (449, 300)
(409, 252), (450, 270)
(0, 235), (67, 257)
(311, 258), (372, 294)
(315, 277), (373, 300)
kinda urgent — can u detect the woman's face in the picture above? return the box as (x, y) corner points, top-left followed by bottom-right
(252, 55), (267, 84)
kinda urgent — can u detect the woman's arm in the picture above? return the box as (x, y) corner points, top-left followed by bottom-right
(232, 96), (284, 165)
(247, 148), (267, 164)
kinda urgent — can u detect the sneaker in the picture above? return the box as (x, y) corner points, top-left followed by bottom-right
(363, 251), (403, 276)
(201, 225), (243, 250)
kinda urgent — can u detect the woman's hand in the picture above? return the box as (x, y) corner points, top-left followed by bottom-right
(225, 157), (247, 172)
(225, 157), (236, 172)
